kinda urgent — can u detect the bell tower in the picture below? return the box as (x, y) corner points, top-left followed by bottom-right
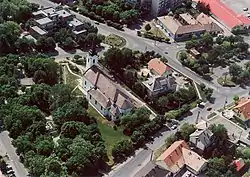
(86, 45), (99, 70)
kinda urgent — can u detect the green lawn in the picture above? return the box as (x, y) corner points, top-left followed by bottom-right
(64, 65), (81, 88)
(217, 76), (236, 87)
(104, 34), (126, 48)
(87, 106), (129, 165)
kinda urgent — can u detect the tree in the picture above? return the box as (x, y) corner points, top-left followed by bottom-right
(66, 137), (96, 175)
(53, 101), (90, 129)
(180, 123), (196, 141)
(103, 47), (125, 72)
(28, 84), (52, 112)
(112, 139), (133, 161)
(210, 124), (228, 140)
(55, 137), (73, 161)
(3, 104), (45, 138)
(36, 37), (56, 52)
(42, 156), (67, 177)
(196, 1), (210, 14)
(179, 51), (188, 61)
(61, 37), (75, 49)
(54, 28), (72, 43)
(85, 33), (102, 48)
(165, 134), (178, 147)
(201, 32), (213, 48)
(24, 151), (46, 177)
(13, 133), (34, 154)
(0, 21), (21, 53)
(144, 23), (151, 32)
(206, 157), (237, 177)
(24, 57), (58, 85)
(120, 9), (139, 25)
(121, 47), (133, 64)
(50, 84), (73, 110)
(131, 131), (145, 146)
(35, 136), (54, 156)
(15, 37), (34, 53)
(229, 64), (243, 80)
(121, 107), (150, 134)
(60, 121), (91, 139)
(233, 95), (239, 103)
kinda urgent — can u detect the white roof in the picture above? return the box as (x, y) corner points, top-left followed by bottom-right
(30, 26), (47, 35)
(158, 16), (182, 34)
(35, 17), (53, 25)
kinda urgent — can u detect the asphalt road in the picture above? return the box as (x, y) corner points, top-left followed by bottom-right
(0, 131), (29, 177)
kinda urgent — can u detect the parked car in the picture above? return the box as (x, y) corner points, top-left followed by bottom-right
(171, 124), (178, 130)
(243, 8), (248, 11)
(207, 107), (212, 111)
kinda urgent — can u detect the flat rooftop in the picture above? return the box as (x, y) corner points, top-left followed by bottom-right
(56, 9), (72, 18)
(69, 18), (83, 27)
(30, 26), (47, 35)
(35, 17), (53, 25)
(179, 13), (198, 25)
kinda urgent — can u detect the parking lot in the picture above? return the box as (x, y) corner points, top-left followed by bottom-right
(222, 0), (250, 16)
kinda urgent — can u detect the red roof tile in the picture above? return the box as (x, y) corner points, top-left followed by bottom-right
(194, 0), (250, 28)
(148, 58), (172, 76)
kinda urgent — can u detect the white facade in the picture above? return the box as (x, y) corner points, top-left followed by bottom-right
(83, 51), (132, 121)
(86, 51), (99, 70)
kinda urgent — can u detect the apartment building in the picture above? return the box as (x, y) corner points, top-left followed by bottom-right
(141, 0), (184, 17)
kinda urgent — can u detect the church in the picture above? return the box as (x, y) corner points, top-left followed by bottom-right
(83, 49), (133, 121)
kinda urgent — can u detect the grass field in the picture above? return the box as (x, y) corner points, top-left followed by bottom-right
(217, 76), (236, 87)
(104, 34), (126, 48)
(141, 22), (168, 39)
(87, 106), (129, 165)
(64, 65), (81, 88)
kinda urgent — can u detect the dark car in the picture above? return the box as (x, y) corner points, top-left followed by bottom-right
(207, 107), (212, 111)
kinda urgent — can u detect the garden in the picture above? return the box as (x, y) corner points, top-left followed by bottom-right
(104, 34), (126, 48)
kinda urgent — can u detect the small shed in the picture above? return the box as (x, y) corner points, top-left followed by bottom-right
(189, 48), (201, 58)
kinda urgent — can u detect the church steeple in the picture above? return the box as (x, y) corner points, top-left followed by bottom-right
(86, 45), (99, 70)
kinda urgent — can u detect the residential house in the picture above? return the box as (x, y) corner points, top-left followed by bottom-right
(83, 50), (133, 121)
(157, 12), (223, 41)
(34, 17), (54, 30)
(142, 75), (176, 98)
(155, 140), (207, 175)
(29, 26), (48, 39)
(157, 15), (205, 41)
(148, 58), (173, 76)
(189, 48), (201, 59)
(141, 0), (184, 17)
(189, 124), (214, 154)
(196, 13), (223, 35)
(233, 97), (250, 126)
(30, 7), (75, 39)
(68, 18), (87, 39)
(234, 158), (245, 172)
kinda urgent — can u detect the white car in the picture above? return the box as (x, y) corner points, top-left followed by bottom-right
(243, 8), (248, 11)
(171, 124), (177, 130)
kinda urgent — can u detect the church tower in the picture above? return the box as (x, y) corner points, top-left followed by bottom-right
(86, 47), (99, 70)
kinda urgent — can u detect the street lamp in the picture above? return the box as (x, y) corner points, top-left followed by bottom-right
(224, 96), (228, 108)
(155, 25), (161, 46)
